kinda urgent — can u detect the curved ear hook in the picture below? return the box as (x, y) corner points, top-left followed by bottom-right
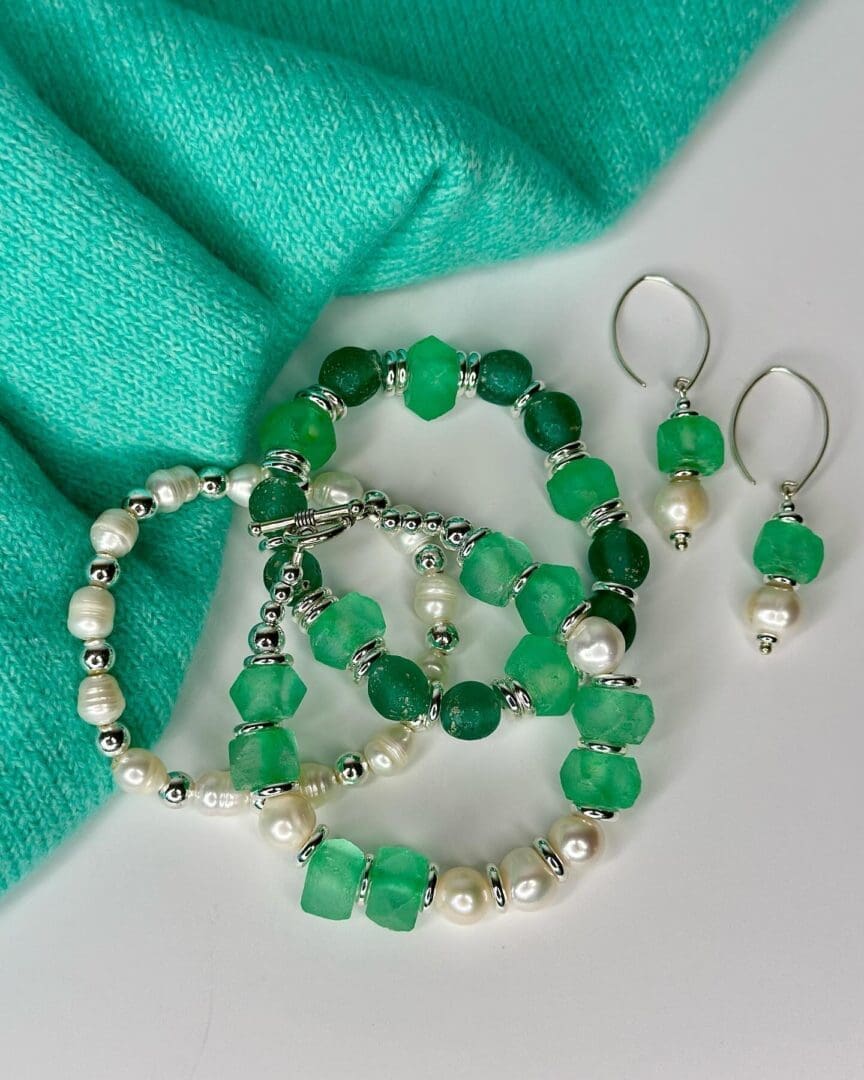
(611, 274), (711, 392)
(731, 365), (830, 496)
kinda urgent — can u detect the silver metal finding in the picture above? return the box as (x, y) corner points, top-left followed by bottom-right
(533, 838), (567, 881)
(577, 807), (619, 822)
(245, 653), (290, 667)
(296, 825), (329, 866)
(350, 638), (387, 682)
(730, 365), (830, 498)
(592, 581), (638, 606)
(581, 498), (630, 536)
(423, 864), (440, 910)
(295, 384), (347, 421)
(510, 562), (539, 597)
(486, 864), (507, 910)
(583, 741), (627, 755)
(492, 677), (535, 719)
(248, 499), (366, 549)
(356, 854), (375, 906)
(233, 720), (279, 736)
(611, 274), (711, 394)
(558, 600), (592, 640)
(292, 587), (336, 632)
(591, 673), (642, 689)
(511, 379), (545, 417)
(545, 440), (587, 476)
(457, 351), (481, 397)
(405, 681), (443, 730)
(458, 526), (490, 564)
(251, 781), (298, 810)
(261, 449), (311, 492)
(383, 348), (408, 395)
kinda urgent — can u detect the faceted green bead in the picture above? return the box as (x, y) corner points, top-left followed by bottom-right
(248, 476), (306, 524)
(589, 590), (636, 650)
(367, 655), (431, 722)
(258, 398), (336, 468)
(546, 457), (619, 523)
(365, 845), (430, 932)
(229, 663), (307, 725)
(263, 548), (322, 603)
(572, 684), (655, 745)
(523, 390), (583, 452)
(753, 518), (824, 584)
(307, 592), (386, 669)
(505, 635), (578, 716)
(229, 726), (301, 790)
(319, 346), (382, 407)
(477, 349), (533, 405)
(404, 335), (460, 421)
(441, 681), (501, 740)
(301, 837), (366, 921)
(588, 525), (650, 588)
(460, 531), (533, 607)
(559, 747), (641, 811)
(515, 563), (584, 637)
(657, 414), (724, 476)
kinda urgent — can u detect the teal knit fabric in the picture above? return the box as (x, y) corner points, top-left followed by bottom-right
(0, 1), (796, 893)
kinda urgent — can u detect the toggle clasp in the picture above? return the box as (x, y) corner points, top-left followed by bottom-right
(248, 500), (367, 550)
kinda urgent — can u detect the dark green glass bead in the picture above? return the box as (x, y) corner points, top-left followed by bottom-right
(588, 591), (637, 650)
(248, 476), (306, 524)
(523, 390), (582, 452)
(319, 346), (382, 407)
(588, 526), (650, 589)
(477, 349), (533, 405)
(367, 655), (431, 722)
(263, 548), (322, 604)
(441, 681), (501, 740)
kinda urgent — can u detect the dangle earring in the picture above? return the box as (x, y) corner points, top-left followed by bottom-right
(612, 275), (725, 550)
(731, 366), (829, 655)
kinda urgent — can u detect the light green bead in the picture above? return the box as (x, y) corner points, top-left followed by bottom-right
(656, 414), (724, 476)
(571, 683), (654, 745)
(505, 635), (578, 715)
(546, 457), (619, 523)
(229, 662), (307, 725)
(258, 398), (336, 468)
(228, 726), (300, 790)
(460, 531), (533, 607)
(301, 838), (366, 921)
(515, 563), (584, 637)
(365, 846), (430, 932)
(307, 592), (386, 669)
(753, 518), (824, 584)
(404, 335), (460, 421)
(559, 747), (641, 811)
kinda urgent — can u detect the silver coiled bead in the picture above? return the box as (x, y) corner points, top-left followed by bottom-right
(122, 488), (157, 520)
(261, 449), (311, 492)
(295, 384), (347, 421)
(493, 677), (535, 719)
(350, 638), (387, 682)
(335, 752), (369, 786)
(95, 723), (130, 758)
(382, 348), (408, 395)
(457, 526), (490, 564)
(591, 673), (642, 689)
(511, 379), (545, 417)
(510, 562), (539, 597)
(533, 838), (567, 880)
(457, 351), (480, 397)
(581, 499), (630, 537)
(442, 516), (471, 551)
(486, 864), (507, 909)
(293, 587), (336, 632)
(87, 555), (120, 589)
(297, 825), (329, 866)
(422, 864), (440, 910)
(558, 600), (592, 640)
(592, 581), (638, 606)
(545, 440), (588, 476)
(81, 641), (115, 673)
(159, 771), (194, 808)
(198, 465), (228, 498)
(248, 622), (285, 654)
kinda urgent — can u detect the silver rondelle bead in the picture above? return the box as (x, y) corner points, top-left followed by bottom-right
(296, 825), (329, 866)
(158, 771), (195, 808)
(295, 384), (347, 421)
(511, 379), (545, 417)
(96, 723), (130, 758)
(335, 752), (369, 786)
(198, 466), (228, 498)
(486, 864), (507, 910)
(123, 488), (157, 521)
(87, 555), (121, 589)
(81, 640), (115, 673)
(249, 623), (285, 654)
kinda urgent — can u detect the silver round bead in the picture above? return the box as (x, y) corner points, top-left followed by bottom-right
(198, 466), (228, 498)
(400, 508), (423, 533)
(260, 600), (284, 626)
(248, 623), (285, 654)
(363, 490), (390, 524)
(426, 622), (459, 653)
(442, 516), (471, 550)
(413, 544), (446, 575)
(280, 562), (304, 587)
(122, 488), (157, 521)
(335, 752), (369, 786)
(422, 511), (444, 535)
(87, 555), (120, 589)
(95, 723), (130, 758)
(158, 771), (195, 808)
(380, 507), (402, 532)
(81, 640), (115, 673)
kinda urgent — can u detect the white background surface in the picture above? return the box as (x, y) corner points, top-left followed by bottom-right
(3, 2), (863, 1078)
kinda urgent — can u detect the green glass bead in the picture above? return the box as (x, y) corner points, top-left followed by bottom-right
(307, 592), (386, 669)
(515, 563), (584, 637)
(546, 457), (619, 523)
(258, 398), (336, 469)
(477, 349), (533, 405)
(571, 684), (655, 745)
(588, 590), (636, 650)
(588, 525), (651, 588)
(523, 390), (583, 452)
(460, 531), (533, 607)
(248, 476), (306, 524)
(559, 747), (641, 811)
(319, 346), (381, 407)
(229, 726), (301, 790)
(505, 635), (578, 716)
(441, 681), (501, 740)
(367, 655), (431, 722)
(229, 663), (307, 725)
(656, 414), (725, 476)
(263, 548), (322, 603)
(753, 518), (824, 583)
(365, 845), (430, 932)
(404, 335), (460, 421)
(301, 837), (366, 921)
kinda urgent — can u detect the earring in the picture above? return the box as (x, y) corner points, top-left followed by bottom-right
(731, 365), (829, 655)
(612, 275), (725, 550)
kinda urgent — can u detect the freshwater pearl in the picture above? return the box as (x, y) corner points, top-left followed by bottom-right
(77, 672), (125, 725)
(499, 846), (557, 910)
(418, 649), (448, 683)
(548, 813), (604, 865)
(299, 762), (339, 807)
(435, 866), (492, 925)
(67, 585), (115, 640)
(226, 463), (263, 507)
(364, 725), (414, 776)
(195, 770), (248, 815)
(653, 476), (709, 540)
(90, 508), (139, 558)
(113, 748), (168, 795)
(414, 573), (460, 623)
(146, 465), (200, 512)
(565, 615), (625, 675)
(258, 791), (316, 852)
(745, 582), (801, 639)
(310, 469), (363, 508)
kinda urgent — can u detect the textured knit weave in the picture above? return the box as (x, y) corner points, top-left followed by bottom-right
(0, 1), (796, 894)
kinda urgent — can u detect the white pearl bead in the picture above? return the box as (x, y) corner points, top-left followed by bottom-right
(258, 791), (316, 852)
(653, 476), (709, 540)
(299, 762), (339, 807)
(67, 585), (115, 640)
(548, 813), (604, 865)
(310, 470), (363, 507)
(90, 508), (139, 558)
(435, 866), (492, 925)
(499, 846), (557, 910)
(746, 583), (801, 639)
(77, 673), (125, 725)
(414, 573), (460, 623)
(146, 465), (199, 512)
(364, 725), (415, 776)
(565, 615), (625, 675)
(418, 650), (448, 683)
(195, 770), (248, 815)
(226, 463), (264, 507)
(113, 748), (168, 795)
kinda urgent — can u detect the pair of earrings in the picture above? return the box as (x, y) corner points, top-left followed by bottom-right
(610, 274), (829, 656)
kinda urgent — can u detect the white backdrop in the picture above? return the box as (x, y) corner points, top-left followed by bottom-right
(3, 2), (863, 1078)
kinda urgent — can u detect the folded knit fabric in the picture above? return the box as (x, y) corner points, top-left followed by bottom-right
(0, 0), (796, 893)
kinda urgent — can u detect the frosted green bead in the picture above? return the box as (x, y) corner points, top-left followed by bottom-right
(263, 548), (322, 602)
(301, 837), (366, 921)
(258, 398), (336, 468)
(753, 518), (824, 584)
(515, 563), (584, 637)
(319, 346), (381, 406)
(587, 525), (650, 588)
(229, 662), (307, 725)
(559, 747), (641, 811)
(441, 681), (501, 740)
(307, 592), (386, 669)
(656, 414), (724, 476)
(588, 590), (636, 649)
(505, 635), (578, 715)
(477, 349), (532, 405)
(367, 655), (430, 722)
(404, 335), (460, 421)
(248, 476), (306, 524)
(365, 846), (430, 932)
(523, 390), (582, 452)
(546, 457), (619, 523)
(460, 531), (533, 607)
(229, 726), (300, 790)
(571, 684), (654, 745)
